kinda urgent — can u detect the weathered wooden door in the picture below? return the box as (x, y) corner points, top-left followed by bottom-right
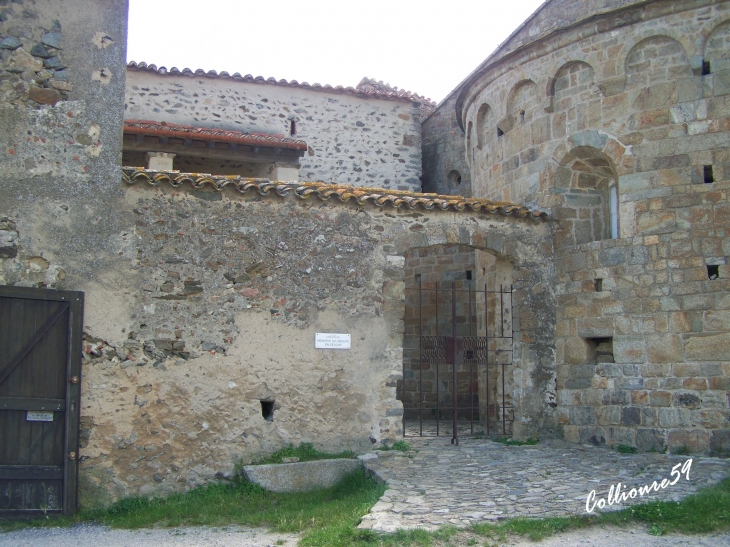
(0, 286), (83, 518)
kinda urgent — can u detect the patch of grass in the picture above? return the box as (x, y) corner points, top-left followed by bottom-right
(251, 442), (355, 465)
(0, 469), (385, 540)
(618, 476), (730, 535)
(303, 525), (443, 547)
(376, 440), (411, 452)
(492, 436), (539, 446)
(672, 445), (691, 456)
(616, 444), (638, 454)
(3, 466), (727, 547)
(471, 475), (730, 542)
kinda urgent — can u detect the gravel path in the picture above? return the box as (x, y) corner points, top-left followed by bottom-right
(0, 524), (299, 547)
(2, 523), (729, 546)
(503, 526), (730, 546)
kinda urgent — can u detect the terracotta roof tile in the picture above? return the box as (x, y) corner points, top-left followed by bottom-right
(122, 167), (549, 220)
(123, 120), (308, 151)
(127, 62), (436, 110)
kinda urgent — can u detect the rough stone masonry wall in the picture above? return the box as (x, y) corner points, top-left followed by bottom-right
(4, 162), (550, 509)
(0, 0), (127, 291)
(0, 0), (552, 508)
(421, 91), (471, 196)
(125, 70), (423, 191)
(72, 181), (412, 507)
(461, 0), (730, 452)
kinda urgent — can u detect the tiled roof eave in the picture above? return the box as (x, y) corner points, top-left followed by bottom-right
(123, 120), (308, 151)
(122, 167), (549, 220)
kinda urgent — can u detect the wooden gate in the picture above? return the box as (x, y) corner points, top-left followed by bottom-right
(0, 286), (83, 518)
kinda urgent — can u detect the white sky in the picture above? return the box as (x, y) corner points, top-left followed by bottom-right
(127, 0), (546, 105)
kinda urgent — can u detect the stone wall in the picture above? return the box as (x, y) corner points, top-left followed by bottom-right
(0, 0), (555, 508)
(421, 91), (471, 196)
(125, 69), (424, 191)
(0, 0), (127, 292)
(4, 159), (549, 509)
(73, 175), (409, 505)
(460, 0), (730, 452)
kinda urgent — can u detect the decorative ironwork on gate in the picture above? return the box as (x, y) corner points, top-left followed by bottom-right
(400, 280), (513, 445)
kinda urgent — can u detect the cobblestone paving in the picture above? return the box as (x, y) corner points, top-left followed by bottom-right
(359, 436), (730, 533)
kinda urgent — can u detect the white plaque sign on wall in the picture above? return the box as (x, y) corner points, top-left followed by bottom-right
(315, 333), (351, 349)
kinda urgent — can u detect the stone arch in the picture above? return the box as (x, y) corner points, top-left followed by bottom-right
(545, 55), (594, 94)
(476, 103), (494, 150)
(547, 61), (600, 139)
(503, 79), (538, 133)
(619, 26), (694, 75)
(554, 144), (619, 246)
(703, 19), (730, 75)
(554, 130), (630, 177)
(548, 61), (598, 109)
(624, 35), (692, 88)
(391, 211), (555, 441)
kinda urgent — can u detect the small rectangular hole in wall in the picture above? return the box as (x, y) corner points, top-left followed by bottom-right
(415, 273), (422, 284)
(702, 60), (711, 75)
(260, 400), (274, 421)
(290, 120), (296, 136)
(707, 265), (719, 280)
(497, 127), (504, 137)
(594, 278), (603, 292)
(704, 165), (715, 184)
(586, 337), (614, 363)
(465, 270), (473, 280)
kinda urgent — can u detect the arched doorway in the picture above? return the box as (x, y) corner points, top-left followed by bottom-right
(399, 244), (514, 444)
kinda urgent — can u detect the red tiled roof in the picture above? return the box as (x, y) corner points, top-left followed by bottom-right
(122, 167), (549, 220)
(123, 120), (308, 151)
(127, 61), (435, 108)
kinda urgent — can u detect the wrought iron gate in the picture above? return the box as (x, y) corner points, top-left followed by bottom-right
(401, 280), (513, 444)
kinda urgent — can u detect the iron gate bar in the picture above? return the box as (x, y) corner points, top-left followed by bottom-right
(435, 283), (439, 437)
(416, 276), (423, 437)
(501, 284), (505, 434)
(469, 282), (473, 437)
(485, 282), (489, 436)
(451, 282), (455, 445)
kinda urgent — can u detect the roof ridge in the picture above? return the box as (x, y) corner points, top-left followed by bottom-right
(127, 61), (436, 107)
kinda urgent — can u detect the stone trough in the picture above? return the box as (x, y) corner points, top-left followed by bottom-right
(242, 458), (362, 493)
